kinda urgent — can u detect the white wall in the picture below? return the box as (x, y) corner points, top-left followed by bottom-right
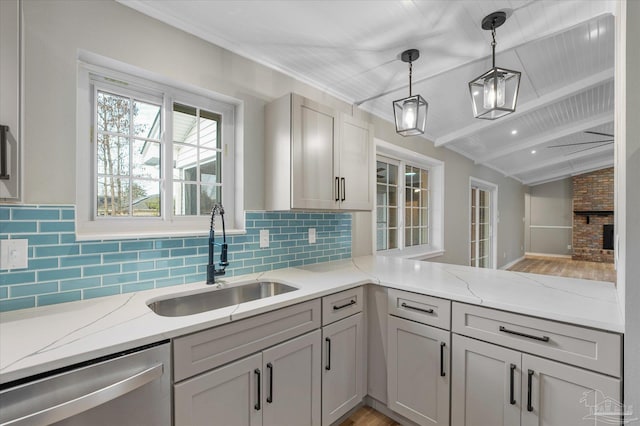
(19, 0), (524, 268)
(618, 0), (640, 415)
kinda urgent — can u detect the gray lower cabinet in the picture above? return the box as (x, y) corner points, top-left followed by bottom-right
(174, 330), (321, 426)
(387, 315), (450, 426)
(322, 312), (365, 426)
(451, 334), (523, 426)
(452, 334), (622, 426)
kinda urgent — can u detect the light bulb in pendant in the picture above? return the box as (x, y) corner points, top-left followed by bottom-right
(483, 74), (505, 109)
(402, 99), (417, 129)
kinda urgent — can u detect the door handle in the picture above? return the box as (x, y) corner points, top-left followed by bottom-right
(440, 342), (446, 377)
(254, 368), (261, 411)
(0, 125), (10, 180)
(335, 177), (340, 202)
(341, 177), (346, 202)
(527, 369), (534, 412)
(325, 337), (331, 371)
(509, 363), (516, 405)
(266, 363), (273, 403)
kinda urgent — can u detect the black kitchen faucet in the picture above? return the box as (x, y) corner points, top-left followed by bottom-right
(206, 203), (229, 284)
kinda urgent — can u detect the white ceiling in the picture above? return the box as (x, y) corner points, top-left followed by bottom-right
(119, 0), (616, 186)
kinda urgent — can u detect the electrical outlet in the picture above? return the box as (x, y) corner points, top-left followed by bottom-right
(0, 239), (29, 270)
(567, 244), (572, 250)
(308, 228), (316, 244)
(259, 230), (269, 248)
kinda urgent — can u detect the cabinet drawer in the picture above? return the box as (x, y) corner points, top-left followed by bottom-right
(388, 288), (451, 330)
(452, 302), (621, 377)
(322, 287), (363, 326)
(174, 299), (321, 381)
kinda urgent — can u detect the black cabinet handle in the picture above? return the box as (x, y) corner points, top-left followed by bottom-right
(325, 337), (331, 371)
(254, 368), (261, 410)
(341, 177), (346, 201)
(335, 177), (340, 202)
(0, 125), (10, 180)
(527, 369), (534, 412)
(509, 364), (516, 405)
(266, 363), (273, 403)
(333, 300), (356, 310)
(401, 302), (434, 314)
(440, 342), (446, 377)
(499, 326), (550, 342)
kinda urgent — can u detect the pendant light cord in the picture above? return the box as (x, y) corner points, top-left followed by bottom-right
(408, 61), (413, 97)
(491, 26), (497, 68)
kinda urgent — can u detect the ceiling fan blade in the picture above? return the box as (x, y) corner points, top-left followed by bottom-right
(565, 142), (613, 155)
(547, 140), (614, 148)
(584, 131), (614, 137)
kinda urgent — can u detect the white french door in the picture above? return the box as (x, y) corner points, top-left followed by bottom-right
(470, 179), (497, 268)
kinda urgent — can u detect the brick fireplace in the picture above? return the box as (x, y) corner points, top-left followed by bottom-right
(572, 167), (614, 263)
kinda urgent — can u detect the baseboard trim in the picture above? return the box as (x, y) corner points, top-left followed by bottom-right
(500, 256), (525, 270)
(525, 252), (573, 259)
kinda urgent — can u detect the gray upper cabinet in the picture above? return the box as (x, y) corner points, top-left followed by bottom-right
(265, 93), (373, 211)
(0, 0), (21, 200)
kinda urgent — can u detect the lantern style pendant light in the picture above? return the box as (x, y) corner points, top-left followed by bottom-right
(469, 11), (521, 120)
(393, 49), (428, 136)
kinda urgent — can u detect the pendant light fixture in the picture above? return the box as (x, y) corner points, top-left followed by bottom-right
(469, 11), (521, 120)
(393, 49), (428, 136)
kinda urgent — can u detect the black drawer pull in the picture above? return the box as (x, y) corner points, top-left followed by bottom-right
(325, 337), (331, 370)
(401, 302), (434, 314)
(499, 326), (550, 342)
(341, 177), (346, 202)
(527, 369), (534, 412)
(254, 368), (261, 410)
(266, 363), (273, 403)
(333, 300), (356, 310)
(440, 342), (446, 377)
(335, 177), (340, 202)
(509, 363), (516, 405)
(0, 125), (10, 180)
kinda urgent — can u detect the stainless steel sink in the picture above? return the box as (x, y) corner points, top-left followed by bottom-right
(147, 281), (297, 317)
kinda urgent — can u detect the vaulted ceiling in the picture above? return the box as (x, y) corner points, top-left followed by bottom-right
(119, 0), (616, 186)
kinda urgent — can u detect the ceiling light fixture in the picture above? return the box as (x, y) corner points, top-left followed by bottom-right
(469, 11), (521, 120)
(531, 150), (536, 154)
(393, 49), (428, 136)
(511, 129), (518, 135)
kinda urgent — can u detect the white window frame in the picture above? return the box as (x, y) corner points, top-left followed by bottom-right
(375, 139), (445, 259)
(76, 54), (244, 240)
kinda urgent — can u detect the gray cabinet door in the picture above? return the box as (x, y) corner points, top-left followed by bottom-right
(322, 313), (365, 426)
(262, 330), (321, 426)
(174, 353), (262, 426)
(337, 114), (373, 211)
(521, 354), (622, 426)
(291, 94), (338, 210)
(451, 334), (521, 426)
(387, 315), (450, 426)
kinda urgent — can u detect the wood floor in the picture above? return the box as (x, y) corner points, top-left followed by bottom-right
(339, 406), (401, 426)
(507, 255), (616, 283)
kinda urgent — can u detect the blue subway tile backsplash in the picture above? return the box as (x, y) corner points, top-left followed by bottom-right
(0, 205), (352, 312)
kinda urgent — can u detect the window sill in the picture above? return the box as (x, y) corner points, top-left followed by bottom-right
(376, 248), (445, 261)
(75, 228), (246, 242)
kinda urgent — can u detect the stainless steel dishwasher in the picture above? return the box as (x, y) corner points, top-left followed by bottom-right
(0, 341), (171, 426)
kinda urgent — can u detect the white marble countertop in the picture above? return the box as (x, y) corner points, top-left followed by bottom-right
(0, 255), (623, 385)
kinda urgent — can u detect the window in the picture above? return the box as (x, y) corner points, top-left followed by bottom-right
(76, 58), (241, 240)
(375, 140), (444, 259)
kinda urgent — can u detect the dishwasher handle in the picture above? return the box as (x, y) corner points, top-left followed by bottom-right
(2, 363), (164, 426)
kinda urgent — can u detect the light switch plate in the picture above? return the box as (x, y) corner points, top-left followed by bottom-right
(308, 228), (316, 244)
(0, 239), (29, 270)
(259, 230), (269, 248)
